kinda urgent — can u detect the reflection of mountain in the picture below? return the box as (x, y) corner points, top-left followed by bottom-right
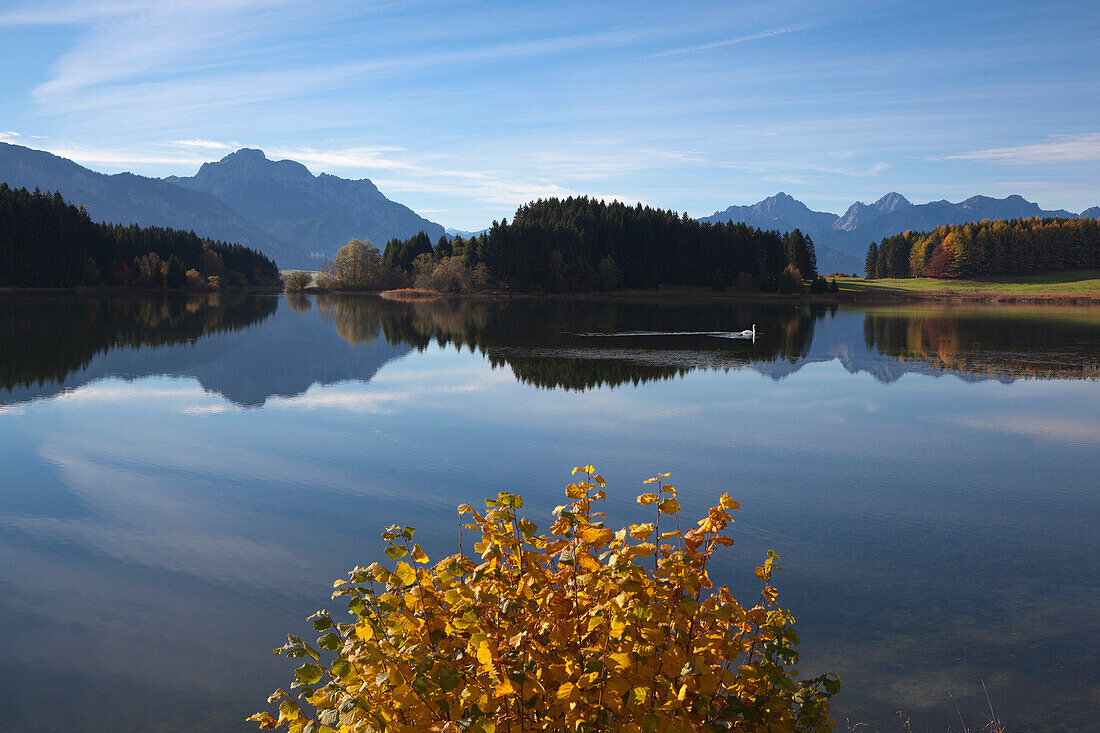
(0, 293), (413, 408)
(3, 295), (1097, 402)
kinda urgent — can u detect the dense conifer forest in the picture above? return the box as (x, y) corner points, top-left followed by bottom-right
(865, 217), (1100, 279)
(0, 184), (280, 288)
(382, 196), (819, 292)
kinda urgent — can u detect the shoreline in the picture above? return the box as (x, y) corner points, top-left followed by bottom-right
(371, 286), (1100, 306)
(3, 284), (1098, 305)
(0, 285), (283, 295)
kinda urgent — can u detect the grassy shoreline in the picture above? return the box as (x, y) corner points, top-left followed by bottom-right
(834, 269), (1100, 303)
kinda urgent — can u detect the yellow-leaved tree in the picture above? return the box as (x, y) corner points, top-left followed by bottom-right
(250, 467), (839, 732)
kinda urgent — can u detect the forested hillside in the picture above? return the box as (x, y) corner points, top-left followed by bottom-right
(865, 217), (1100, 279)
(0, 184), (280, 287)
(385, 196), (819, 292)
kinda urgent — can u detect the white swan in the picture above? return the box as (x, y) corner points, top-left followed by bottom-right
(735, 323), (756, 338)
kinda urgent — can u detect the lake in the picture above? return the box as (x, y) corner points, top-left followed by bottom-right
(1, 292), (1097, 732)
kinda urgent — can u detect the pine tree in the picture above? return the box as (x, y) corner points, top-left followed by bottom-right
(864, 242), (878, 278)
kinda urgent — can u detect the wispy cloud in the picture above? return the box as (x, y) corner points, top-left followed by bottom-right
(40, 143), (211, 168)
(946, 133), (1100, 164)
(641, 23), (822, 60)
(168, 138), (240, 151)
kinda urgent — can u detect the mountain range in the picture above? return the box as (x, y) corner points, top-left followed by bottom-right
(2, 141), (1097, 274)
(0, 143), (442, 268)
(701, 192), (1100, 274)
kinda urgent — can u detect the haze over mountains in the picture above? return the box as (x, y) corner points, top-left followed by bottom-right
(2, 141), (1097, 275)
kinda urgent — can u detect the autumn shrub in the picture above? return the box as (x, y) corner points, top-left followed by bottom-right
(250, 467), (839, 732)
(285, 270), (313, 292)
(413, 255), (491, 293)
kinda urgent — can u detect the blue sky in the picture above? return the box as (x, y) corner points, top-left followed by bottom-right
(1, 0), (1098, 229)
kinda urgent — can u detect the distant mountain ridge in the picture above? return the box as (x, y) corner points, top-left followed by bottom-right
(0, 142), (285, 259)
(700, 191), (1099, 274)
(167, 148), (443, 265)
(4, 141), (1097, 275)
(0, 143), (444, 268)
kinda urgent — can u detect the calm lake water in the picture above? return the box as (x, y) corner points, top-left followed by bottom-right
(1, 292), (1098, 732)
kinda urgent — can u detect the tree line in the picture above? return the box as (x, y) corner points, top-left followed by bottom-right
(864, 216), (1100, 279)
(373, 197), (821, 293)
(0, 184), (281, 288)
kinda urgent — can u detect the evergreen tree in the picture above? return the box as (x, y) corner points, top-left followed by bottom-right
(783, 229), (817, 277)
(165, 255), (186, 287)
(864, 242), (878, 278)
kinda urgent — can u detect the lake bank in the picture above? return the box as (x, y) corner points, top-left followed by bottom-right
(834, 269), (1100, 304)
(368, 283), (1100, 305)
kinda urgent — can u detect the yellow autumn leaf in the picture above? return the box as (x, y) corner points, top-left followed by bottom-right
(658, 497), (681, 514)
(354, 623), (374, 642)
(410, 544), (430, 564)
(494, 679), (516, 696)
(393, 562), (416, 587)
(637, 493), (659, 505)
(629, 523), (654, 540)
(608, 652), (633, 669)
(577, 553), (601, 572)
(577, 526), (614, 545)
(720, 494), (740, 511)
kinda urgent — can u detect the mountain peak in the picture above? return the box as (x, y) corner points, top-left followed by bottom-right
(166, 146), (444, 266)
(873, 192), (911, 211)
(221, 148), (267, 163)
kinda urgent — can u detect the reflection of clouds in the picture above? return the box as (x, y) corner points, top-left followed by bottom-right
(949, 415), (1100, 445)
(0, 404), (26, 415)
(54, 382), (206, 403)
(265, 370), (511, 413)
(0, 512), (303, 591)
(182, 404), (235, 415)
(41, 423), (374, 492)
(29, 443), (310, 590)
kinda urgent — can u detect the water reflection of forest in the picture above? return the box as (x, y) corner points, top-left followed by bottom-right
(2, 294), (1097, 402)
(314, 297), (1100, 389)
(0, 292), (277, 392)
(862, 307), (1100, 382)
(314, 295), (822, 390)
